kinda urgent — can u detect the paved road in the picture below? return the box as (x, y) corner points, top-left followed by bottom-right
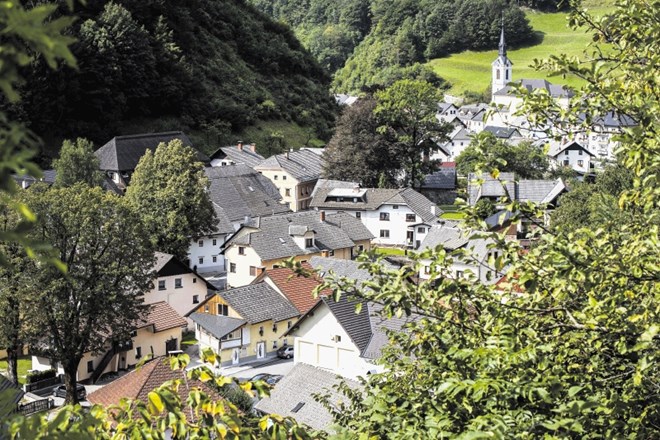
(229, 357), (294, 381)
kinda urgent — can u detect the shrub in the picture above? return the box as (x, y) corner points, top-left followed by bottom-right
(25, 369), (57, 384)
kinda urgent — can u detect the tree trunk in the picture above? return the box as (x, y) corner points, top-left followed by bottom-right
(62, 359), (81, 405)
(5, 345), (21, 386)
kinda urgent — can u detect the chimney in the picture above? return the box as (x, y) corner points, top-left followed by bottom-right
(431, 206), (437, 216)
(319, 211), (326, 222)
(249, 143), (256, 153)
(285, 151), (289, 159)
(237, 141), (243, 151)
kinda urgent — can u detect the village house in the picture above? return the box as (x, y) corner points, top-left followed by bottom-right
(547, 140), (595, 177)
(419, 163), (458, 205)
(144, 252), (214, 329)
(208, 142), (264, 168)
(467, 172), (566, 211)
(309, 185), (440, 247)
(254, 149), (323, 211)
(187, 282), (299, 366)
(31, 302), (187, 383)
(432, 126), (471, 161)
(94, 131), (209, 190)
(222, 210), (373, 287)
(253, 264), (327, 314)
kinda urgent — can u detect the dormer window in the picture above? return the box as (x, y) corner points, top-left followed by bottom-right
(238, 247), (245, 255)
(305, 238), (314, 248)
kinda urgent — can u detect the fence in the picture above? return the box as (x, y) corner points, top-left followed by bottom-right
(18, 398), (54, 415)
(23, 376), (61, 393)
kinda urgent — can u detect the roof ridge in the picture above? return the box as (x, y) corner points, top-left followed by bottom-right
(113, 131), (184, 140)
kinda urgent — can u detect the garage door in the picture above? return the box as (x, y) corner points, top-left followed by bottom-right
(298, 340), (315, 365)
(337, 348), (355, 375)
(317, 344), (335, 370)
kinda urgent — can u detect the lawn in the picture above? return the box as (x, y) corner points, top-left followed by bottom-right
(0, 356), (32, 385)
(441, 211), (466, 221)
(428, 2), (616, 96)
(374, 247), (407, 256)
(181, 331), (198, 346)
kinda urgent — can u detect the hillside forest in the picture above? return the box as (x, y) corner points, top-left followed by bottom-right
(249, 0), (564, 93)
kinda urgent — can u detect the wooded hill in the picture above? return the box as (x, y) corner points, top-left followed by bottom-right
(249, 0), (557, 93)
(9, 0), (337, 157)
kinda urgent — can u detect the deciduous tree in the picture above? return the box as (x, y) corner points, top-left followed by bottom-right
(125, 139), (216, 260)
(52, 138), (103, 187)
(24, 184), (154, 404)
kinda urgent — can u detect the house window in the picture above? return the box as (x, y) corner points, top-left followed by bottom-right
(334, 335), (342, 342)
(328, 250), (334, 256)
(274, 175), (278, 180)
(198, 240), (204, 247)
(496, 70), (501, 80)
(392, 205), (399, 209)
(212, 256), (217, 263)
(406, 214), (416, 222)
(287, 321), (292, 328)
(230, 263), (236, 273)
(355, 212), (361, 219)
(456, 270), (464, 279)
(238, 247), (245, 255)
(424, 266), (431, 275)
(204, 305), (209, 313)
(158, 280), (166, 291)
(87, 360), (94, 373)
(285, 188), (290, 197)
(249, 266), (257, 276)
(283, 175), (287, 180)
(417, 227), (426, 234)
(578, 160), (584, 167)
(218, 304), (228, 316)
(565, 150), (569, 156)
(380, 212), (390, 221)
(506, 70), (509, 80)
(380, 230), (390, 238)
(283, 338), (288, 345)
(305, 238), (314, 248)
(273, 341), (278, 349)
(212, 239), (217, 246)
(136, 347), (142, 358)
(198, 257), (204, 264)
(578, 150), (583, 155)
(193, 278), (197, 283)
(193, 295), (199, 304)
(175, 278), (182, 289)
(357, 244), (364, 251)
(563, 160), (570, 166)
(259, 326), (264, 335)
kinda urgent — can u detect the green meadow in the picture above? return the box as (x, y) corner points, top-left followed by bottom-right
(428, 2), (615, 96)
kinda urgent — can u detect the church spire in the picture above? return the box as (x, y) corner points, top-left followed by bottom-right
(498, 15), (507, 57)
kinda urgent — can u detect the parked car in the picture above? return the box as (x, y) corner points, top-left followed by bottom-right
(277, 345), (294, 359)
(265, 374), (283, 385)
(53, 383), (86, 400)
(248, 373), (272, 382)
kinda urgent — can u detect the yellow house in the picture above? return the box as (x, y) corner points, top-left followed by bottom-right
(187, 282), (299, 366)
(223, 210), (373, 288)
(31, 302), (187, 383)
(254, 149), (322, 211)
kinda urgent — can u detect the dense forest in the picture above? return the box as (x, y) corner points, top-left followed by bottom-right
(249, 0), (545, 93)
(7, 0), (337, 157)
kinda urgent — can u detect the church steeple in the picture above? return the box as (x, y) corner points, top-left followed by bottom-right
(491, 16), (512, 101)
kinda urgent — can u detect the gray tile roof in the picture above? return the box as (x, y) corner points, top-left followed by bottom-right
(493, 79), (574, 99)
(205, 164), (290, 224)
(483, 126), (520, 139)
(256, 149), (322, 183)
(210, 145), (265, 168)
(211, 202), (236, 235)
(467, 172), (565, 205)
(419, 224), (494, 263)
(226, 211), (372, 261)
(311, 179), (359, 197)
(153, 252), (174, 273)
(518, 179), (565, 204)
(220, 282), (299, 324)
(467, 172), (516, 206)
(255, 363), (359, 431)
(95, 131), (208, 172)
(188, 313), (246, 340)
(310, 187), (440, 223)
(421, 168), (457, 190)
(0, 375), (23, 411)
(547, 141), (595, 158)
(309, 257), (396, 285)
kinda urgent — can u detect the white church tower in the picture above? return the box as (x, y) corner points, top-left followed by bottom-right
(491, 20), (512, 101)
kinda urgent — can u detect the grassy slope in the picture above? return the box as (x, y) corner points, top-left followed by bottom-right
(0, 356), (32, 385)
(428, 2), (615, 96)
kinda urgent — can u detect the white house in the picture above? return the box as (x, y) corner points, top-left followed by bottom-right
(548, 140), (595, 176)
(187, 202), (235, 277)
(208, 142), (264, 168)
(433, 126), (472, 161)
(310, 186), (441, 247)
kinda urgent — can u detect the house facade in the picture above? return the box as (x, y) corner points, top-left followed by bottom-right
(254, 149), (323, 211)
(31, 302), (186, 383)
(310, 186), (440, 247)
(208, 142), (264, 168)
(187, 283), (299, 366)
(548, 140), (595, 175)
(223, 211), (373, 287)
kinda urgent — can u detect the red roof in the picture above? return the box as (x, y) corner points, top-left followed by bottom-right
(263, 264), (329, 314)
(88, 357), (222, 411)
(137, 302), (187, 332)
(440, 161), (456, 168)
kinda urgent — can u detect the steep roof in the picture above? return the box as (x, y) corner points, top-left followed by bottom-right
(188, 313), (247, 339)
(87, 357), (222, 410)
(483, 126), (520, 139)
(209, 145), (265, 168)
(467, 172), (566, 206)
(205, 164), (290, 224)
(518, 179), (566, 204)
(137, 302), (188, 332)
(94, 131), (208, 172)
(419, 224), (494, 264)
(310, 187), (440, 223)
(211, 202), (236, 235)
(547, 141), (595, 158)
(254, 363), (359, 431)
(255, 149), (322, 183)
(311, 179), (359, 197)
(309, 257), (397, 286)
(467, 172), (516, 206)
(225, 211), (372, 261)
(220, 282), (299, 324)
(258, 264), (327, 314)
(0, 375), (24, 412)
(493, 79), (574, 99)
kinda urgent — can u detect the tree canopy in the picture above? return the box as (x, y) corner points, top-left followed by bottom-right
(455, 132), (550, 179)
(23, 184), (155, 403)
(52, 138), (103, 187)
(125, 139), (217, 260)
